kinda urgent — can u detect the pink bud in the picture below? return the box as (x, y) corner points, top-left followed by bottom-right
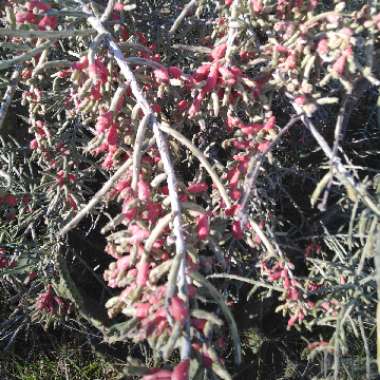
(5, 194), (17, 207)
(332, 55), (347, 76)
(251, 0), (263, 13)
(172, 359), (190, 380)
(137, 177), (151, 201)
(188, 93), (204, 118)
(153, 68), (170, 83)
(72, 56), (89, 71)
(30, 139), (39, 150)
(142, 369), (172, 380)
(177, 99), (188, 112)
(196, 213), (209, 240)
(88, 59), (108, 84)
(264, 116), (276, 130)
(137, 261), (149, 286)
(203, 64), (219, 92)
(38, 16), (58, 30)
(317, 38), (329, 56)
(187, 182), (208, 193)
(107, 124), (118, 145)
(114, 2), (124, 11)
(211, 43), (227, 60)
(26, 1), (51, 11)
(169, 296), (188, 323)
(232, 220), (243, 240)
(193, 63), (211, 81)
(168, 66), (182, 79)
(96, 111), (113, 133)
(16, 11), (37, 24)
(240, 123), (263, 135)
(136, 303), (150, 319)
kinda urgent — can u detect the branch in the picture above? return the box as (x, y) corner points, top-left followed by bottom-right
(291, 101), (380, 217)
(0, 64), (21, 130)
(169, 0), (198, 35)
(159, 122), (231, 208)
(84, 4), (191, 360)
(0, 40), (52, 71)
(319, 79), (370, 210)
(59, 158), (132, 236)
(238, 115), (302, 225)
(0, 28), (94, 39)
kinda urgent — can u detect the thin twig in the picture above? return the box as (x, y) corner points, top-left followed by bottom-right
(0, 28), (94, 39)
(0, 41), (52, 71)
(100, 0), (116, 22)
(59, 158), (132, 236)
(169, 0), (198, 35)
(358, 315), (371, 380)
(131, 113), (152, 192)
(238, 115), (302, 226)
(320, 79), (370, 210)
(375, 224), (380, 374)
(160, 122), (231, 208)
(291, 101), (380, 217)
(0, 65), (21, 130)
(172, 43), (212, 54)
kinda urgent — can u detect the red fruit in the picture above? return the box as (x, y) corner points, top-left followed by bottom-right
(172, 359), (190, 380)
(169, 296), (188, 323)
(225, 0), (233, 6)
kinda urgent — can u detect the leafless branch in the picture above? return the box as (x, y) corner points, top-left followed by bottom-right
(0, 65), (21, 131)
(169, 0), (197, 35)
(59, 158), (132, 237)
